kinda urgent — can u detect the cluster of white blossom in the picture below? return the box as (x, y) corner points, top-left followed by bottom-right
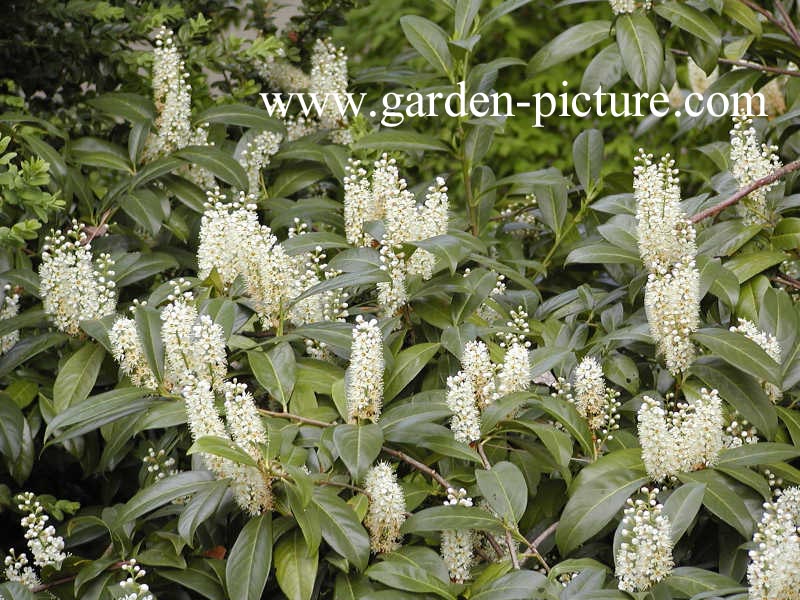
(364, 462), (406, 553)
(346, 316), (384, 422)
(556, 356), (621, 439)
(615, 487), (674, 592)
(108, 283), (271, 514)
(3, 493), (67, 589)
(119, 559), (153, 600)
(723, 414), (759, 448)
(747, 486), (800, 600)
(729, 116), (782, 226)
(197, 191), (344, 330)
(637, 389), (724, 481)
(446, 340), (530, 444)
(344, 155), (448, 315)
(240, 129), (283, 194)
(497, 306), (531, 349)
(730, 318), (783, 402)
(257, 47), (311, 92)
(110, 315), (158, 389)
(0, 284), (19, 354)
(309, 39), (351, 142)
(143, 447), (177, 482)
(440, 489), (475, 582)
(474, 272), (506, 322)
(634, 151), (699, 375)
(441, 529), (476, 583)
(39, 222), (117, 336)
(257, 39), (352, 143)
(144, 27), (213, 186)
(608, 0), (652, 14)
(500, 194), (539, 239)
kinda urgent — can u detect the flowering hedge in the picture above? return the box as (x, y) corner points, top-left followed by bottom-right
(1, 1), (800, 599)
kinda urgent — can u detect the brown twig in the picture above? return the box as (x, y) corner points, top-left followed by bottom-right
(31, 561), (125, 593)
(669, 48), (800, 78)
(258, 409), (334, 428)
(774, 0), (800, 48)
(739, 0), (792, 36)
(690, 158), (800, 223)
(523, 521), (559, 573)
(380, 446), (451, 490)
(774, 273), (800, 290)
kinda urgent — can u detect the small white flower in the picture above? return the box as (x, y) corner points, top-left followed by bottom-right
(240, 130), (282, 194)
(446, 371), (481, 444)
(730, 318), (782, 402)
(119, 559), (154, 600)
(110, 316), (158, 389)
(496, 342), (531, 396)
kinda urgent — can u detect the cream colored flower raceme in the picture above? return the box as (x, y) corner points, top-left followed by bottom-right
(638, 388), (724, 481)
(730, 116), (782, 226)
(615, 487), (674, 592)
(748, 487), (800, 600)
(346, 315), (384, 423)
(608, 0), (652, 14)
(0, 284), (19, 355)
(441, 529), (475, 583)
(364, 462), (406, 553)
(240, 129), (282, 195)
(119, 559), (153, 600)
(634, 150), (700, 375)
(446, 371), (482, 444)
(39, 222), (116, 336)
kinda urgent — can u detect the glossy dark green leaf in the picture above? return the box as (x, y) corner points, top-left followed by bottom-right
(53, 342), (105, 412)
(332, 423), (384, 482)
(275, 530), (318, 600)
(475, 461), (527, 523)
(249, 343), (296, 408)
(226, 513), (273, 600)
(616, 14), (663, 94)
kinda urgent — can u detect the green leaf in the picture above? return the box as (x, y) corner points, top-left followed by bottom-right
(722, 0), (762, 35)
(249, 343), (296, 408)
(366, 559), (456, 599)
(160, 560), (226, 600)
(665, 567), (745, 598)
(401, 505), (504, 534)
(176, 145), (248, 190)
(693, 328), (780, 385)
(412, 233), (485, 275)
(0, 397), (24, 461)
(565, 242), (640, 265)
(71, 137), (132, 171)
(572, 129), (603, 193)
(89, 93), (155, 123)
(0, 583), (35, 600)
(663, 482), (705, 543)
(0, 332), (67, 378)
(475, 461), (527, 523)
(195, 103), (285, 133)
(352, 130), (449, 153)
(53, 342), (105, 413)
(400, 16), (454, 77)
(178, 479), (230, 545)
(188, 435), (258, 467)
(312, 489), (371, 571)
(384, 343), (440, 402)
(470, 570), (549, 600)
(454, 0), (482, 39)
(226, 513), (273, 600)
(528, 21), (611, 74)
(116, 471), (216, 524)
(678, 470), (758, 538)
(45, 388), (152, 445)
(725, 250), (787, 283)
(134, 305), (165, 384)
(528, 397), (594, 458)
(478, 0), (533, 33)
(716, 443), (800, 468)
(275, 530), (318, 600)
(332, 423), (384, 483)
(616, 14), (663, 94)
(654, 2), (721, 48)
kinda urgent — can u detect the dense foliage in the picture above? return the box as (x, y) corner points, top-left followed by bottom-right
(2, 0), (800, 599)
